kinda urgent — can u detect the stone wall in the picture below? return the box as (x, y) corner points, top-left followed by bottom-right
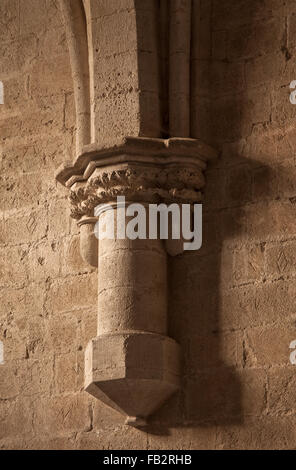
(0, 0), (296, 450)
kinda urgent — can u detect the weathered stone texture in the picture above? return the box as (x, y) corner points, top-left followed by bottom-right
(0, 0), (296, 450)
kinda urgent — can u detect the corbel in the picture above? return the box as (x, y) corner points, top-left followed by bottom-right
(56, 136), (217, 427)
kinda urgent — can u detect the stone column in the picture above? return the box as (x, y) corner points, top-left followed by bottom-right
(56, 137), (217, 426)
(87, 201), (177, 428)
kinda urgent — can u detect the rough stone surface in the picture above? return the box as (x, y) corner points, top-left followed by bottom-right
(1, 0), (296, 450)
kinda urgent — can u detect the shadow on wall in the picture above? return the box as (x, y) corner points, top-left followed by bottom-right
(144, 0), (295, 435)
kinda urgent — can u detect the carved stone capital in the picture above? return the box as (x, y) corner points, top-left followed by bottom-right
(56, 137), (217, 221)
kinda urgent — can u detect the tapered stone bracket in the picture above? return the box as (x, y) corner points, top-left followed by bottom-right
(56, 136), (217, 427)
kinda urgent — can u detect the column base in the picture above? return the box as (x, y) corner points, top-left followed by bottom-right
(85, 332), (180, 426)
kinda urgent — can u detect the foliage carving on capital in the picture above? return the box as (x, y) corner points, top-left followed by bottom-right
(68, 164), (205, 220)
